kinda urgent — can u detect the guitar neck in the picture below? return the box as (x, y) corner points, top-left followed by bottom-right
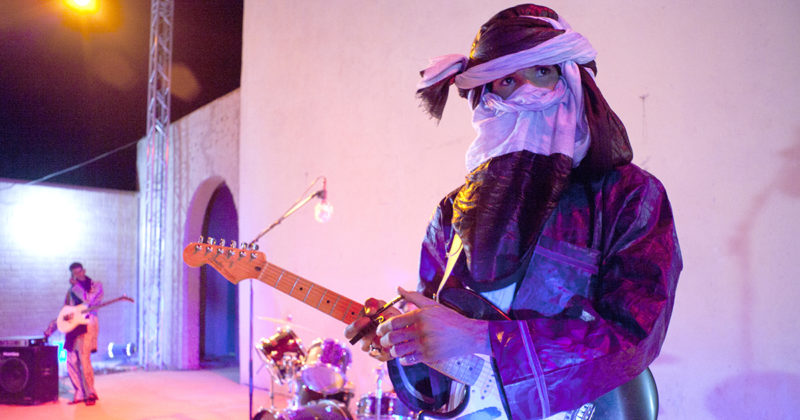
(256, 263), (364, 326)
(182, 243), (482, 386)
(256, 263), (482, 384)
(85, 296), (130, 313)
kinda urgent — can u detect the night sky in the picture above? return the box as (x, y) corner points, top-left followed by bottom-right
(0, 0), (243, 191)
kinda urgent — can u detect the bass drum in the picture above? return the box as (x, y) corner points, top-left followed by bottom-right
(278, 399), (353, 420)
(356, 391), (415, 420)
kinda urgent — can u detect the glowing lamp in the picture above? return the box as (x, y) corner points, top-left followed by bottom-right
(63, 0), (100, 15)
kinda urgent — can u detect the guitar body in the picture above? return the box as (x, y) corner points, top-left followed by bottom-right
(57, 304), (90, 333)
(387, 288), (660, 420)
(387, 288), (512, 420)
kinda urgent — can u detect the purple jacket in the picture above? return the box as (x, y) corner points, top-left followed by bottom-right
(418, 163), (681, 418)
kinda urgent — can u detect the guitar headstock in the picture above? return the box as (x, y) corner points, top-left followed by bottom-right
(182, 238), (267, 285)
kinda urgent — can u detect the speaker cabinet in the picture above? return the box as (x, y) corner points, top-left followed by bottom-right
(0, 346), (58, 405)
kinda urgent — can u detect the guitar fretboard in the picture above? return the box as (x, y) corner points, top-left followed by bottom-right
(84, 296), (133, 313)
(253, 262), (484, 384)
(257, 262), (364, 326)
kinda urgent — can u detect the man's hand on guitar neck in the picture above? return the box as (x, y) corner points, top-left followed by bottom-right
(345, 287), (490, 366)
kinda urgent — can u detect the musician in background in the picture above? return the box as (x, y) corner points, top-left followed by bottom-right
(64, 262), (103, 405)
(346, 4), (681, 418)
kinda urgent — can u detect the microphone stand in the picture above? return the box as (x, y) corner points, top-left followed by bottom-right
(246, 176), (327, 420)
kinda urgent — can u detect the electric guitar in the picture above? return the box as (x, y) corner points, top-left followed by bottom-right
(182, 241), (658, 420)
(56, 295), (135, 333)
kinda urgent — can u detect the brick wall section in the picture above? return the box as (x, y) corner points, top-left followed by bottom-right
(0, 180), (138, 359)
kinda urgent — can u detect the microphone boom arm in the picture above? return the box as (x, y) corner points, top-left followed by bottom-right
(249, 176), (327, 244)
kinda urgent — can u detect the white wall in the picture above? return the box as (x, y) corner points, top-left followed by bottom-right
(0, 180), (138, 362)
(240, 1), (800, 417)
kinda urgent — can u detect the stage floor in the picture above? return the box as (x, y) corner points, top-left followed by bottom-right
(0, 367), (287, 420)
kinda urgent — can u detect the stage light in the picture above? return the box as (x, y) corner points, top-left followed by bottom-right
(63, 0), (100, 15)
(53, 340), (67, 363)
(8, 186), (84, 256)
(107, 342), (136, 359)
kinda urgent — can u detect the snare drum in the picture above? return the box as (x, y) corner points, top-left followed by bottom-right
(356, 391), (415, 420)
(256, 327), (306, 383)
(300, 338), (352, 394)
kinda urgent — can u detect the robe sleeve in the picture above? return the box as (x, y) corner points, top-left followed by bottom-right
(485, 172), (681, 418)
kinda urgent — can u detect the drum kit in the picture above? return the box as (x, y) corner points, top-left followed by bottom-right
(252, 323), (416, 420)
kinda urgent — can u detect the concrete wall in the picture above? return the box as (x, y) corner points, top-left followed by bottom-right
(239, 0), (800, 417)
(136, 89), (241, 369)
(0, 180), (138, 362)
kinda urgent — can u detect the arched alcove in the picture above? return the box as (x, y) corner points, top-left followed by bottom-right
(183, 176), (239, 369)
(199, 183), (239, 366)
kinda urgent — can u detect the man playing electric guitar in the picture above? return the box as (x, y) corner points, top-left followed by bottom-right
(63, 262), (103, 405)
(345, 4), (682, 419)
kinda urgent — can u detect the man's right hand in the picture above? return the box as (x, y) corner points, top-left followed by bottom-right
(344, 297), (401, 362)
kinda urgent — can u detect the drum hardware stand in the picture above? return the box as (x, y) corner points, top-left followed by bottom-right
(284, 352), (301, 410)
(374, 366), (384, 420)
(247, 176), (328, 420)
(266, 363), (276, 413)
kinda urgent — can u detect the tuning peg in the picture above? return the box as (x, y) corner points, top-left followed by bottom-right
(250, 243), (259, 251)
(206, 237), (216, 245)
(198, 236), (204, 243)
(230, 240), (237, 249)
(220, 239), (226, 247)
(240, 242), (248, 250)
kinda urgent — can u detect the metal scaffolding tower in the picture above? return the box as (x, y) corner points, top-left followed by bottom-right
(140, 0), (173, 369)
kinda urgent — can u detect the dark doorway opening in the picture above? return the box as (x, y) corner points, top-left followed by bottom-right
(199, 183), (239, 368)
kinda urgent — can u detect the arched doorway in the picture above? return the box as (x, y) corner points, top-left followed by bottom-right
(199, 183), (239, 367)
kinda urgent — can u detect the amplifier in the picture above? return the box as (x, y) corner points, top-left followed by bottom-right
(0, 345), (58, 405)
(0, 336), (47, 348)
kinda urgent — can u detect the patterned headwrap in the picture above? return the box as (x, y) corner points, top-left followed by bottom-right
(416, 4), (632, 174)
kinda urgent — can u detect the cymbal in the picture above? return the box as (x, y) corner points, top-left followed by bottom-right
(257, 316), (317, 333)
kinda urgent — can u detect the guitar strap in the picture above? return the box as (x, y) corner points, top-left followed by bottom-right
(434, 233), (464, 303)
(435, 230), (539, 307)
(69, 289), (83, 305)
